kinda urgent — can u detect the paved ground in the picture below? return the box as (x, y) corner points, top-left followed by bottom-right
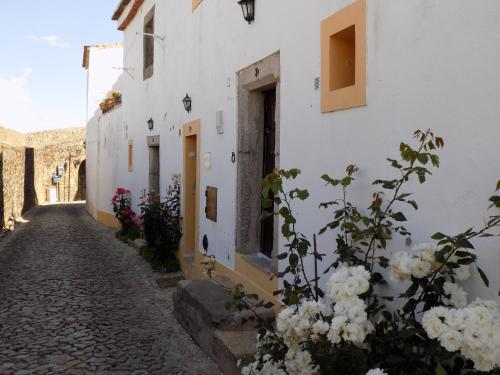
(0, 203), (221, 375)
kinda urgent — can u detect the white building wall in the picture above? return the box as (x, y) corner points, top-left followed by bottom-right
(84, 45), (123, 218)
(92, 0), (499, 299)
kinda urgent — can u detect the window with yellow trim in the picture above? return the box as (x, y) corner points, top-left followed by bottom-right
(128, 140), (133, 172)
(192, 0), (203, 11)
(321, 0), (366, 113)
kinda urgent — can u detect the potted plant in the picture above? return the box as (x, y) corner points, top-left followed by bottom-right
(99, 100), (107, 112)
(112, 91), (122, 105)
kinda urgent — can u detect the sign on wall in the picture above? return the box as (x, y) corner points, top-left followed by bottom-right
(57, 164), (65, 176)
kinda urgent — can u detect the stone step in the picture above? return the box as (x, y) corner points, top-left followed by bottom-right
(213, 330), (258, 375)
(173, 279), (273, 374)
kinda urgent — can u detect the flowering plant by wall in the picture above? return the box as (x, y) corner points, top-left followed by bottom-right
(99, 91), (122, 114)
(138, 176), (182, 272)
(217, 130), (500, 375)
(111, 187), (139, 238)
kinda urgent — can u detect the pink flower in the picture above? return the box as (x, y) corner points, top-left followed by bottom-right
(116, 188), (129, 195)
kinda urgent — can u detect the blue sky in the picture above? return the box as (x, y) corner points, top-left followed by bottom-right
(0, 0), (122, 133)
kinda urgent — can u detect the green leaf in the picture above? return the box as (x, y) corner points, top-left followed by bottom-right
(404, 281), (420, 297)
(431, 232), (447, 240)
(321, 174), (339, 186)
(435, 363), (447, 375)
(417, 153), (429, 165)
(289, 254), (299, 268)
(489, 195), (500, 208)
(457, 258), (475, 265)
(477, 266), (489, 287)
(430, 154), (440, 167)
(392, 212), (407, 222)
(341, 176), (352, 186)
(455, 238), (474, 249)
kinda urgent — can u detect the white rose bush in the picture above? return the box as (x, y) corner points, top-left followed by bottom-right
(218, 130), (500, 374)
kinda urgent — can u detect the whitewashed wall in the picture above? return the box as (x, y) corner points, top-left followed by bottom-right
(90, 0), (500, 299)
(85, 45), (123, 218)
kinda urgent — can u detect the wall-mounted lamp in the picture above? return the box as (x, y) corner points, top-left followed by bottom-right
(147, 118), (154, 131)
(238, 0), (255, 24)
(182, 94), (192, 113)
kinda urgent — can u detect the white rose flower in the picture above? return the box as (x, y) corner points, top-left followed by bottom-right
(422, 307), (449, 339)
(341, 277), (361, 297)
(261, 359), (287, 375)
(469, 298), (498, 314)
(366, 369), (388, 375)
(327, 325), (341, 345)
(463, 326), (488, 349)
(443, 282), (467, 308)
(350, 265), (371, 280)
(326, 283), (342, 301)
(352, 274), (370, 295)
(334, 296), (365, 316)
(470, 354), (496, 372)
(389, 251), (413, 282)
(466, 306), (493, 326)
(298, 300), (328, 320)
(310, 320), (330, 342)
(413, 243), (437, 263)
(439, 329), (463, 352)
(331, 315), (348, 330)
(328, 266), (350, 283)
(410, 257), (432, 279)
(327, 316), (347, 345)
(341, 323), (366, 344)
(347, 304), (368, 324)
(285, 349), (317, 375)
(444, 309), (466, 330)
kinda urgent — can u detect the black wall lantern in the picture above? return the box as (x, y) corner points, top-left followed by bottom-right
(147, 118), (154, 131)
(182, 94), (192, 113)
(238, 0), (255, 24)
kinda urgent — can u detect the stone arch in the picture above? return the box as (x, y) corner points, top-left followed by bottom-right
(75, 159), (86, 201)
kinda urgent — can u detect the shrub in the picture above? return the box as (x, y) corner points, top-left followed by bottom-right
(209, 130), (500, 375)
(111, 188), (140, 240)
(139, 176), (182, 272)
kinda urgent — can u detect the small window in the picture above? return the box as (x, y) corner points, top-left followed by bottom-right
(128, 140), (133, 172)
(330, 25), (355, 91)
(192, 0), (203, 11)
(143, 7), (155, 80)
(321, 0), (366, 113)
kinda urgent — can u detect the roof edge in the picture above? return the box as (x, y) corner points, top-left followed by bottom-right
(112, 0), (132, 21)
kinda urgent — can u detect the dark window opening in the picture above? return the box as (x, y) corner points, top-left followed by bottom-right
(260, 88), (276, 258)
(149, 146), (159, 193)
(143, 7), (155, 80)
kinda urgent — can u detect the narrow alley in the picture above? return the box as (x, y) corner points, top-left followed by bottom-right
(0, 204), (220, 375)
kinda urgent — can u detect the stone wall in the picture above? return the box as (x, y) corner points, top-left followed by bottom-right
(0, 126), (86, 230)
(0, 143), (27, 229)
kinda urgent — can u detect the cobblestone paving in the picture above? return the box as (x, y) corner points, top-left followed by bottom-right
(0, 204), (221, 375)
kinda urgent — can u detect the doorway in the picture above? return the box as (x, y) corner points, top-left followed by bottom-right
(236, 51), (280, 265)
(149, 146), (160, 194)
(76, 159), (86, 201)
(182, 120), (200, 256)
(260, 89), (276, 257)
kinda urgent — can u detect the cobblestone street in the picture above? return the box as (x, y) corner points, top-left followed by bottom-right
(0, 204), (221, 375)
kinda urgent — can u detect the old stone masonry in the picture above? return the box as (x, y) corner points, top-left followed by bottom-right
(0, 204), (221, 375)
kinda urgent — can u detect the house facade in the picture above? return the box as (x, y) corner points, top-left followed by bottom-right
(83, 44), (123, 221)
(86, 0), (500, 303)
